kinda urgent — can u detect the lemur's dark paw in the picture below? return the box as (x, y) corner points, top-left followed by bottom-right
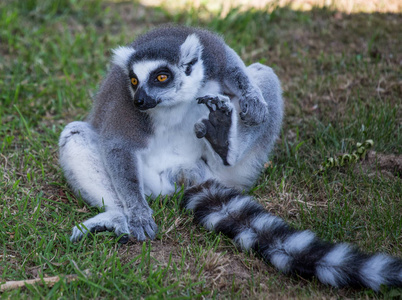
(239, 95), (268, 126)
(195, 95), (233, 165)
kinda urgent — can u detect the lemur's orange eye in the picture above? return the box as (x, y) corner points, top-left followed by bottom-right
(157, 74), (168, 82)
(131, 78), (138, 85)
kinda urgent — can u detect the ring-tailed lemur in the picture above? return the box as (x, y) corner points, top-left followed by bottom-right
(59, 26), (402, 291)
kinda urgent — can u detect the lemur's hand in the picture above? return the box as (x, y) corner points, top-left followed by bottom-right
(195, 95), (234, 165)
(70, 207), (157, 244)
(70, 211), (130, 243)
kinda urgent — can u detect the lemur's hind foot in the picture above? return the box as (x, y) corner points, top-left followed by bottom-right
(238, 90), (268, 126)
(194, 95), (235, 165)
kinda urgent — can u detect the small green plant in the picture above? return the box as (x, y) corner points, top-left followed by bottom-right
(319, 139), (374, 172)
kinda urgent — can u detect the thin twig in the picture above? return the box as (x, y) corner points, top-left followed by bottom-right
(0, 269), (90, 292)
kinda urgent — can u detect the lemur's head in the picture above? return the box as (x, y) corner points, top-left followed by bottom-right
(112, 34), (204, 111)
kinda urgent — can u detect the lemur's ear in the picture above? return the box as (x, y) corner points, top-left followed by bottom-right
(112, 46), (135, 73)
(180, 34), (203, 75)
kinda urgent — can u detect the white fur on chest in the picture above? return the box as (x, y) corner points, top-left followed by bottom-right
(139, 80), (223, 196)
(140, 102), (207, 196)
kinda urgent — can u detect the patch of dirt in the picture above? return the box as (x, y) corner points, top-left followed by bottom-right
(358, 150), (402, 178)
(115, 221), (322, 298)
(114, 220), (371, 298)
(118, 234), (262, 295)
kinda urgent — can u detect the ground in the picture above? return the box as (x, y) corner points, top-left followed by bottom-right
(0, 0), (401, 298)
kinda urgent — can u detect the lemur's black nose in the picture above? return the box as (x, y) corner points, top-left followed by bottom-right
(134, 98), (144, 107)
(133, 88), (157, 110)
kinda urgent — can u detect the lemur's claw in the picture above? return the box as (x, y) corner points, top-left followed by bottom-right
(196, 95), (232, 115)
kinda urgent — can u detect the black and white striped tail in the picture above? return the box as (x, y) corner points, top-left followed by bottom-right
(181, 180), (402, 291)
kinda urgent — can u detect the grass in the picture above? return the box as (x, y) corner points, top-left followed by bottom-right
(0, 0), (401, 298)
